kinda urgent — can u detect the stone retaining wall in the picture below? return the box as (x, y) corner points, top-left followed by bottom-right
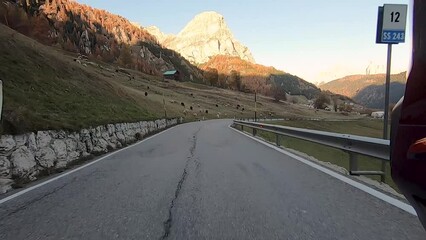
(0, 118), (179, 193)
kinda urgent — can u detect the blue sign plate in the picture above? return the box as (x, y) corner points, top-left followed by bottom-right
(382, 30), (405, 43)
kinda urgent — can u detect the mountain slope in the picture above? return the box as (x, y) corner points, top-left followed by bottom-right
(201, 55), (320, 99)
(0, 0), (204, 81)
(147, 11), (255, 64)
(319, 72), (407, 108)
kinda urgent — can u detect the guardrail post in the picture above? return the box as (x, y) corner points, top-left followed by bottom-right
(349, 153), (359, 175)
(253, 128), (257, 136)
(275, 134), (280, 146)
(380, 160), (386, 183)
(241, 125), (244, 132)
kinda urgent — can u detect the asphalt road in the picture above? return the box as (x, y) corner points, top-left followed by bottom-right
(0, 120), (424, 239)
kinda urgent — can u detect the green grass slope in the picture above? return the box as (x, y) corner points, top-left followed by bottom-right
(0, 24), (155, 134)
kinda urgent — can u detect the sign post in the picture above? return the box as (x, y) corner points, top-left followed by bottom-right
(376, 4), (407, 182)
(376, 4), (408, 140)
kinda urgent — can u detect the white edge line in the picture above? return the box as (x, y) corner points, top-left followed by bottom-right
(0, 125), (178, 205)
(228, 125), (417, 216)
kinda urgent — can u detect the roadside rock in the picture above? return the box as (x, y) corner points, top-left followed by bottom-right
(67, 151), (80, 162)
(37, 131), (52, 149)
(116, 132), (126, 144)
(35, 147), (56, 168)
(0, 135), (16, 153)
(92, 138), (108, 153)
(10, 146), (36, 178)
(27, 133), (37, 152)
(52, 139), (67, 160)
(107, 124), (115, 136)
(0, 156), (11, 177)
(85, 139), (94, 153)
(65, 138), (78, 152)
(14, 134), (28, 147)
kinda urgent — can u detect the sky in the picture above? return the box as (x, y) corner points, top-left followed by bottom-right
(76, 0), (412, 84)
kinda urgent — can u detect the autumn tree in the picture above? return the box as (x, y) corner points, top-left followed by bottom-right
(229, 70), (242, 91)
(204, 68), (219, 86)
(217, 73), (227, 88)
(271, 82), (286, 102)
(314, 92), (331, 109)
(118, 45), (133, 68)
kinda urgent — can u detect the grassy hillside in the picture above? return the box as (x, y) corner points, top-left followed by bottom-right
(0, 24), (361, 135)
(0, 24), (156, 134)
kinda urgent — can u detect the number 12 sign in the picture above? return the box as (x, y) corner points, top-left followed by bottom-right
(376, 4), (407, 44)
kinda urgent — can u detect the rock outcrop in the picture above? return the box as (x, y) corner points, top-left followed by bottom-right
(0, 118), (179, 194)
(147, 11), (255, 64)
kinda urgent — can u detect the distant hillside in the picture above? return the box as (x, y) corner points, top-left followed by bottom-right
(319, 72), (407, 108)
(353, 82), (406, 109)
(200, 55), (320, 99)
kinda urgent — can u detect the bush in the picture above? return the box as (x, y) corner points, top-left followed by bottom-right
(314, 93), (330, 109)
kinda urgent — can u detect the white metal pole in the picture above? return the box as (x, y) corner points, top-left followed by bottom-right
(383, 44), (392, 140)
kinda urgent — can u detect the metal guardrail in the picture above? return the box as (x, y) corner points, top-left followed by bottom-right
(233, 120), (390, 182)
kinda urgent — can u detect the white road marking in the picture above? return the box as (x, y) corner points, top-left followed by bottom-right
(0, 125), (178, 205)
(229, 125), (417, 216)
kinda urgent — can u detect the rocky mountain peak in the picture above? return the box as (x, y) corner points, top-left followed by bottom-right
(146, 11), (255, 64)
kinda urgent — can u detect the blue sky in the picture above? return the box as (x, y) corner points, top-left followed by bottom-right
(76, 0), (411, 83)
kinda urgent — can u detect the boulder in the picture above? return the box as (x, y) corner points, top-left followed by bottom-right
(65, 138), (78, 152)
(93, 138), (108, 153)
(115, 123), (122, 132)
(85, 139), (94, 153)
(48, 130), (59, 139)
(67, 151), (80, 162)
(27, 133), (37, 152)
(101, 129), (110, 141)
(107, 142), (117, 150)
(56, 130), (67, 139)
(0, 135), (16, 153)
(36, 131), (52, 149)
(10, 146), (36, 178)
(107, 124), (115, 136)
(116, 132), (126, 144)
(80, 129), (91, 142)
(51, 139), (67, 160)
(14, 134), (28, 147)
(0, 156), (11, 177)
(35, 147), (56, 168)
(77, 139), (87, 154)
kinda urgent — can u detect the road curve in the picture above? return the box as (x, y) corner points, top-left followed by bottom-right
(0, 120), (424, 239)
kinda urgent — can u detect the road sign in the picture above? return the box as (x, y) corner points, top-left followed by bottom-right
(377, 4), (408, 44)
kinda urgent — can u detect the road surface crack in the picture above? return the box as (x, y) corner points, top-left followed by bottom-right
(2, 175), (81, 217)
(160, 127), (200, 240)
